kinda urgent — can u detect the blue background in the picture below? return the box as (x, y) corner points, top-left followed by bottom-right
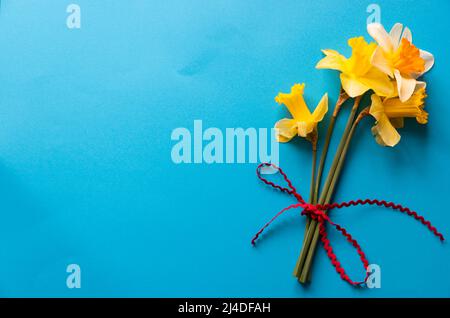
(0, 0), (448, 297)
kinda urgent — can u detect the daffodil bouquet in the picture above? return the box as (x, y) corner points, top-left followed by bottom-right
(254, 22), (440, 285)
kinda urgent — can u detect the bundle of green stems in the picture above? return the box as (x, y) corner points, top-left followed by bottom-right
(293, 87), (369, 283)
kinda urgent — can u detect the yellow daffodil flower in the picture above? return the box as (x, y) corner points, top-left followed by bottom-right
(316, 37), (394, 98)
(274, 83), (328, 143)
(369, 84), (428, 147)
(367, 23), (434, 102)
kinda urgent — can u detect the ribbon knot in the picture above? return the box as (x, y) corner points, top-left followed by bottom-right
(252, 163), (445, 286)
(301, 204), (325, 220)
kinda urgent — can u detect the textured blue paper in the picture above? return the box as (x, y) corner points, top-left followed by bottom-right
(0, 0), (449, 297)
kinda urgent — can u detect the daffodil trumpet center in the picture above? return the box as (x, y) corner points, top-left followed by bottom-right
(383, 105), (423, 117)
(390, 38), (425, 76)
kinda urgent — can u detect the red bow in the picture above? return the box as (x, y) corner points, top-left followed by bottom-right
(252, 163), (445, 286)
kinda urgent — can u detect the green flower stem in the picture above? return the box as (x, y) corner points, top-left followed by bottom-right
(293, 91), (347, 278)
(307, 88), (348, 228)
(309, 140), (318, 205)
(292, 137), (317, 277)
(296, 96), (361, 283)
(304, 116), (335, 234)
(313, 88), (348, 204)
(299, 105), (368, 283)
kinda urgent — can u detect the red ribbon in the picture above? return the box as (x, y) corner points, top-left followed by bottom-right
(252, 163), (445, 286)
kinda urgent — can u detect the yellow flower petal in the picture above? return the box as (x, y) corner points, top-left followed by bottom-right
(415, 80), (427, 90)
(371, 46), (394, 77)
(275, 84), (312, 121)
(316, 49), (346, 72)
(369, 93), (401, 146)
(347, 37), (377, 76)
(312, 93), (328, 122)
(274, 118), (297, 143)
(419, 49), (435, 74)
(367, 23), (394, 52)
(369, 94), (385, 121)
(358, 67), (395, 96)
(401, 27), (412, 43)
(340, 73), (370, 97)
(389, 23), (404, 49)
(371, 115), (401, 147)
(394, 70), (416, 102)
(297, 122), (316, 138)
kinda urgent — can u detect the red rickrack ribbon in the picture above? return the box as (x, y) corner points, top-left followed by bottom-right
(252, 163), (445, 286)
